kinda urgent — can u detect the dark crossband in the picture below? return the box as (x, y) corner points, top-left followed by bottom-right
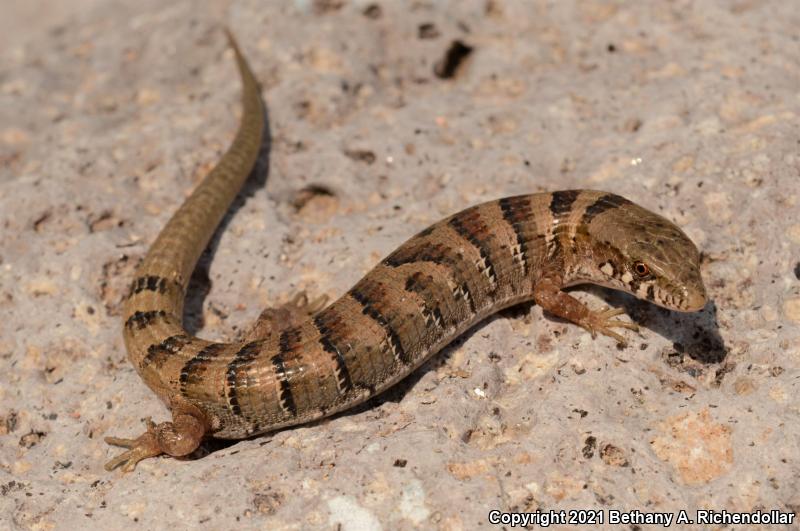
(143, 334), (190, 369)
(349, 285), (411, 365)
(582, 193), (631, 224)
(549, 190), (581, 217)
(547, 191), (583, 260)
(270, 350), (298, 416)
(313, 313), (353, 393)
(404, 272), (448, 329)
(499, 196), (533, 274)
(384, 241), (462, 269)
(128, 275), (177, 297)
(383, 242), (477, 313)
(225, 341), (264, 416)
(278, 327), (303, 354)
(448, 209), (498, 289)
(179, 342), (227, 395)
(125, 310), (168, 330)
(415, 224), (436, 238)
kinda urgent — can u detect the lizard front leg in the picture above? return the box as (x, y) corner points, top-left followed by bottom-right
(533, 277), (638, 345)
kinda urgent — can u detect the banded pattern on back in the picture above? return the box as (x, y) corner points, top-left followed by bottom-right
(119, 181), (707, 443)
(225, 340), (266, 416)
(581, 193), (632, 225)
(384, 237), (480, 314)
(349, 280), (412, 367)
(312, 313), (354, 394)
(144, 334), (191, 369)
(180, 342), (227, 401)
(447, 207), (499, 291)
(122, 191), (544, 433)
(128, 275), (183, 297)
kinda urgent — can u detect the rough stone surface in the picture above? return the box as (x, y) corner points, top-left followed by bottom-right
(1, 1), (799, 529)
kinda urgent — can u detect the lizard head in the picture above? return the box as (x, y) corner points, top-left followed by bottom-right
(579, 193), (707, 312)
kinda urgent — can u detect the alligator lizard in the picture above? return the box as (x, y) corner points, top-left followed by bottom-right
(104, 32), (707, 472)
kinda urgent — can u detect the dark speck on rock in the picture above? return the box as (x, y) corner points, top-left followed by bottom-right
(418, 23), (440, 39)
(362, 4), (381, 19)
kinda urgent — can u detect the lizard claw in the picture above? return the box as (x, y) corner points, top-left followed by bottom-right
(582, 307), (639, 345)
(104, 418), (162, 472)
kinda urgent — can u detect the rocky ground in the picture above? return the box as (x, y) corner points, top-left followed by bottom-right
(1, 1), (799, 529)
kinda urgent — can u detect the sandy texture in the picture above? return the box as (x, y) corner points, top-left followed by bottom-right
(1, 1), (799, 529)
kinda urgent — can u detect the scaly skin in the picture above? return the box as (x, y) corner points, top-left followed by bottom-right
(105, 33), (707, 472)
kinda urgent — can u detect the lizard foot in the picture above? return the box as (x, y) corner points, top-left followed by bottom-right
(581, 307), (639, 345)
(104, 418), (164, 472)
(104, 411), (205, 472)
(245, 290), (329, 340)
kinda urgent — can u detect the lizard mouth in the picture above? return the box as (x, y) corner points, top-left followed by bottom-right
(664, 284), (707, 312)
(680, 286), (707, 312)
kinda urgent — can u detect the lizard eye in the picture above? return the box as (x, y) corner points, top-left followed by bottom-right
(633, 261), (650, 278)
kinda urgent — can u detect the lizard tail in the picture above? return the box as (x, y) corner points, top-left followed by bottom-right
(121, 30), (264, 391)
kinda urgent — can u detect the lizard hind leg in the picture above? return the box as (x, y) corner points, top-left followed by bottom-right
(104, 409), (206, 472)
(244, 290), (329, 341)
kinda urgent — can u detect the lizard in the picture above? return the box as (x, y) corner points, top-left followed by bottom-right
(104, 31), (707, 472)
